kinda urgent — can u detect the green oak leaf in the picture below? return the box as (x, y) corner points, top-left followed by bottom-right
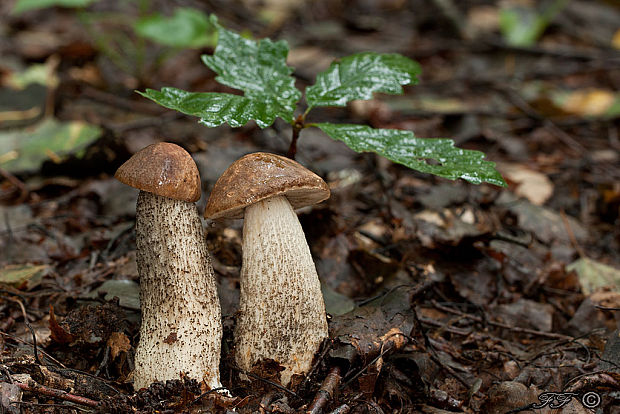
(200, 17), (301, 123)
(306, 52), (421, 108)
(138, 87), (285, 128)
(314, 123), (506, 186)
(134, 8), (216, 49)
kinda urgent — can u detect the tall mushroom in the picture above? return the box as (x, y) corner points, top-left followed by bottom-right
(115, 142), (223, 390)
(204, 152), (330, 386)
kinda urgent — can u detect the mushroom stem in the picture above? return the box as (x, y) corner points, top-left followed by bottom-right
(133, 191), (222, 390)
(236, 195), (328, 385)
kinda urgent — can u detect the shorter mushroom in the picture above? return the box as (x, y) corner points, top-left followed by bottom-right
(204, 152), (330, 386)
(115, 142), (223, 390)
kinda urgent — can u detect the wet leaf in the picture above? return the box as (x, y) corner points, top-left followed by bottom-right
(203, 16), (300, 122)
(140, 17), (301, 128)
(0, 118), (102, 173)
(0, 264), (49, 290)
(306, 52), (421, 108)
(314, 123), (506, 186)
(134, 8), (217, 49)
(138, 88), (286, 128)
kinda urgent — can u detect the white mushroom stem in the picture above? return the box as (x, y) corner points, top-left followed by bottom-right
(133, 191), (223, 390)
(236, 195), (328, 386)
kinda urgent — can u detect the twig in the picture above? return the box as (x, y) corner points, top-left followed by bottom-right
(80, 86), (164, 115)
(356, 278), (435, 307)
(327, 404), (350, 414)
(431, 300), (573, 340)
(495, 85), (586, 153)
(418, 315), (472, 336)
(259, 390), (279, 414)
(190, 386), (231, 405)
(307, 366), (342, 414)
(4, 295), (41, 365)
(0, 331), (66, 369)
(16, 381), (99, 407)
(339, 332), (407, 390)
(595, 305), (620, 311)
(560, 209), (585, 258)
(11, 401), (91, 412)
(482, 37), (620, 61)
(108, 112), (182, 133)
(0, 166), (28, 203)
(232, 367), (300, 399)
(299, 340), (333, 392)
(565, 371), (620, 392)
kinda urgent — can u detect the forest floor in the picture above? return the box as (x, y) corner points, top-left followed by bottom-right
(1, 0), (619, 413)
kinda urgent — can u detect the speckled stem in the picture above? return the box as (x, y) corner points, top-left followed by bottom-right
(133, 191), (222, 390)
(235, 195), (328, 385)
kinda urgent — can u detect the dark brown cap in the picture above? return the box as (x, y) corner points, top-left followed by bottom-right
(204, 152), (330, 219)
(115, 142), (201, 202)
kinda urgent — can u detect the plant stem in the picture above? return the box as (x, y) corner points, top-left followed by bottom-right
(287, 114), (305, 160)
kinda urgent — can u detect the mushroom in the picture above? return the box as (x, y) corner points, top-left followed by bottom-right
(115, 142), (223, 390)
(204, 152), (330, 386)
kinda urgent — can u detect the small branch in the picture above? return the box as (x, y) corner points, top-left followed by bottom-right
(327, 404), (350, 414)
(4, 295), (41, 365)
(307, 366), (342, 414)
(16, 381), (99, 407)
(560, 209), (585, 258)
(232, 367), (300, 399)
(0, 167), (29, 203)
(431, 300), (573, 340)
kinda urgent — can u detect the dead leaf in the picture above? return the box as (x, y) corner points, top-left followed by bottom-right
(0, 264), (49, 290)
(567, 257), (620, 294)
(613, 28), (620, 49)
(497, 192), (588, 244)
(492, 299), (554, 332)
(330, 287), (418, 364)
(107, 332), (131, 359)
(0, 382), (22, 414)
(561, 89), (616, 117)
(499, 163), (554, 205)
(49, 305), (75, 344)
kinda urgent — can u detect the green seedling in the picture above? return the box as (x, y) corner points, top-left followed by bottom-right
(500, 0), (569, 47)
(139, 15), (504, 186)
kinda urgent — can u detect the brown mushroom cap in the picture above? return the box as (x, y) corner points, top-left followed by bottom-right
(204, 152), (330, 220)
(115, 142), (201, 202)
